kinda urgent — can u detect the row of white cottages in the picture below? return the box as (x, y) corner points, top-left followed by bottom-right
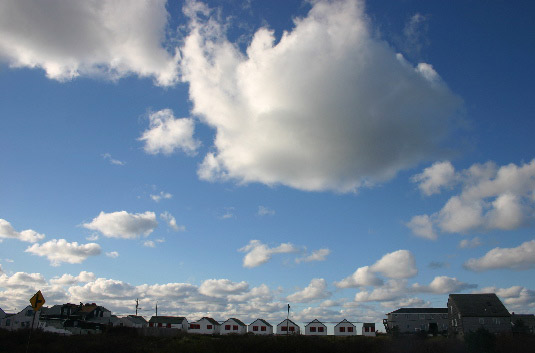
(149, 316), (376, 336)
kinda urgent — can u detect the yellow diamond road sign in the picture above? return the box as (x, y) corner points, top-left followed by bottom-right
(29, 290), (45, 311)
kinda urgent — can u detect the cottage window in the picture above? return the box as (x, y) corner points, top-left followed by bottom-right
(289, 326), (295, 332)
(318, 327), (324, 332)
(347, 327), (353, 332)
(281, 326), (287, 331)
(166, 323), (171, 328)
(253, 326), (258, 331)
(310, 327), (316, 332)
(364, 326), (369, 332)
(339, 327), (345, 332)
(261, 326), (266, 331)
(225, 325), (231, 330)
(207, 325), (213, 329)
(233, 325), (238, 330)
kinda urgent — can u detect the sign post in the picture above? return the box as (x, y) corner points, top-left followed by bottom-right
(26, 290), (45, 353)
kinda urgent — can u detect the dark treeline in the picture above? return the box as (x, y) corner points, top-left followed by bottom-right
(2, 328), (535, 353)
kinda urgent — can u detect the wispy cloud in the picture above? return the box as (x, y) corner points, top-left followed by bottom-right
(102, 153), (125, 166)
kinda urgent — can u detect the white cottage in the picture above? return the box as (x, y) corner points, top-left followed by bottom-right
(334, 319), (356, 336)
(1, 306), (44, 331)
(305, 319), (327, 335)
(277, 319), (300, 334)
(149, 316), (188, 331)
(221, 318), (247, 335)
(189, 317), (220, 334)
(248, 318), (273, 335)
(362, 322), (376, 336)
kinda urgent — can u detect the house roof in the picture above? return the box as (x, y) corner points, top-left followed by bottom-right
(335, 319), (355, 327)
(362, 323), (375, 328)
(389, 308), (448, 314)
(449, 294), (510, 317)
(277, 319), (299, 327)
(250, 318), (272, 327)
(223, 318), (246, 326)
(127, 315), (148, 324)
(305, 319), (326, 327)
(199, 317), (220, 326)
(149, 316), (186, 324)
(512, 314), (535, 326)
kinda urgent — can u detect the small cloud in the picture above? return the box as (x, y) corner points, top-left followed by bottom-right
(150, 191), (173, 202)
(83, 211), (158, 239)
(220, 207), (235, 220)
(459, 237), (482, 249)
(257, 206), (275, 216)
(428, 261), (449, 269)
(143, 240), (155, 248)
(239, 240), (298, 268)
(287, 278), (331, 303)
(86, 233), (99, 241)
(295, 248), (330, 263)
(0, 218), (45, 243)
(102, 153), (125, 166)
(106, 251), (119, 258)
(4, 258), (14, 263)
(160, 212), (185, 232)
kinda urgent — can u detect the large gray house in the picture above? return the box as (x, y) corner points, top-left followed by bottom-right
(447, 293), (512, 336)
(383, 308), (449, 334)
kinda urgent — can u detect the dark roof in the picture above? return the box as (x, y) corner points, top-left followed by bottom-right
(305, 319), (326, 327)
(127, 315), (148, 324)
(224, 318), (246, 326)
(149, 316), (186, 324)
(390, 308), (448, 314)
(278, 319), (299, 327)
(449, 294), (510, 317)
(199, 317), (220, 326)
(250, 318), (272, 327)
(335, 319), (355, 327)
(363, 323), (375, 327)
(512, 314), (535, 325)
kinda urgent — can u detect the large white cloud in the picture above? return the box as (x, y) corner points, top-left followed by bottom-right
(409, 159), (535, 237)
(198, 279), (249, 298)
(179, 0), (462, 192)
(0, 0), (178, 85)
(83, 211), (158, 239)
(287, 278), (331, 303)
(370, 250), (418, 279)
(0, 218), (45, 243)
(463, 240), (535, 271)
(238, 240), (298, 268)
(25, 239), (101, 266)
(335, 265), (384, 288)
(139, 109), (201, 155)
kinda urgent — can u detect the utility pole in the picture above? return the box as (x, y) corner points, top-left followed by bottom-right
(135, 299), (139, 316)
(155, 302), (158, 317)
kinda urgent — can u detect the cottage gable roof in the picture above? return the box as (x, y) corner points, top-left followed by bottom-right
(390, 308), (448, 314)
(127, 315), (148, 325)
(149, 316), (186, 324)
(277, 318), (299, 327)
(223, 318), (246, 326)
(250, 318), (272, 327)
(198, 317), (220, 326)
(449, 294), (510, 317)
(335, 319), (355, 327)
(305, 319), (326, 327)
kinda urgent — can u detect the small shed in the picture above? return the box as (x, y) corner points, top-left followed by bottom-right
(148, 316), (188, 331)
(189, 317), (220, 334)
(334, 319), (356, 336)
(221, 318), (247, 335)
(305, 319), (327, 335)
(362, 322), (376, 336)
(277, 319), (300, 334)
(248, 318), (273, 335)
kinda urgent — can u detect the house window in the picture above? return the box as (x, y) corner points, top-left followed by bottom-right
(207, 325), (213, 329)
(166, 324), (171, 328)
(310, 327), (316, 332)
(225, 325), (231, 330)
(233, 325), (238, 330)
(261, 326), (266, 331)
(318, 327), (324, 332)
(289, 326), (295, 332)
(479, 318), (484, 325)
(253, 326), (258, 331)
(347, 327), (353, 332)
(364, 326), (369, 332)
(281, 326), (287, 331)
(340, 327), (345, 332)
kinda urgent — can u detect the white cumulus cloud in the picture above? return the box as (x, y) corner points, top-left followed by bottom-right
(83, 211), (157, 239)
(139, 109), (200, 155)
(295, 248), (330, 263)
(50, 271), (96, 285)
(181, 0), (461, 192)
(160, 212), (185, 232)
(239, 240), (298, 268)
(411, 161), (456, 196)
(287, 278), (331, 303)
(464, 240), (535, 271)
(0, 218), (45, 243)
(198, 279), (249, 298)
(25, 239), (101, 266)
(0, 0), (178, 85)
(335, 265), (384, 288)
(411, 276), (477, 294)
(370, 250), (418, 279)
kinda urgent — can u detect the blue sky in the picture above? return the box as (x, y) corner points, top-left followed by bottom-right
(1, 0), (534, 332)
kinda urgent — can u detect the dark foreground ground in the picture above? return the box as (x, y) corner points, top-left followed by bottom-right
(3, 328), (535, 353)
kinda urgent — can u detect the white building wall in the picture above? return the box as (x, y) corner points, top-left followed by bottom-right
(305, 322), (327, 335)
(334, 321), (356, 336)
(220, 319), (246, 335)
(1, 306), (40, 331)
